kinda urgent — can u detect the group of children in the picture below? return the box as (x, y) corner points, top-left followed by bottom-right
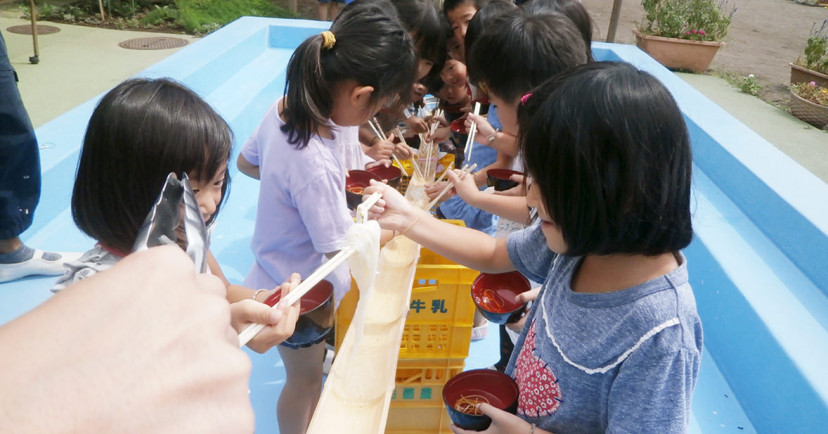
(53, 0), (702, 432)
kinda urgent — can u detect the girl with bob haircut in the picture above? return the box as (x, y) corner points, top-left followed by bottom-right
(236, 1), (416, 432)
(63, 77), (301, 354)
(365, 61), (701, 433)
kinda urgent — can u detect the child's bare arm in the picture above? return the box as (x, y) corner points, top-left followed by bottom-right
(366, 181), (514, 273)
(236, 153), (260, 179)
(449, 170), (531, 225)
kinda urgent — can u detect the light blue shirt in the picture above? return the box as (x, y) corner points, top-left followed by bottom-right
(438, 106), (501, 234)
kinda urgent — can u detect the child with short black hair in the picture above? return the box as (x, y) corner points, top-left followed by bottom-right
(236, 1), (416, 432)
(59, 77), (301, 354)
(366, 61), (701, 433)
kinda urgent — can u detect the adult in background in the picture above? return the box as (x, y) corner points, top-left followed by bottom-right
(0, 29), (72, 283)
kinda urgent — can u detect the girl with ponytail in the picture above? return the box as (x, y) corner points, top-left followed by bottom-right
(236, 1), (416, 432)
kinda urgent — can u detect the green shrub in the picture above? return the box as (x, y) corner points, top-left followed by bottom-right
(175, 0), (296, 34)
(796, 21), (828, 75)
(640, 0), (736, 42)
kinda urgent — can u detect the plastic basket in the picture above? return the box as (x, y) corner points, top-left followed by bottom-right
(386, 402), (451, 434)
(335, 237), (477, 357)
(393, 153), (455, 195)
(399, 323), (471, 359)
(392, 358), (465, 405)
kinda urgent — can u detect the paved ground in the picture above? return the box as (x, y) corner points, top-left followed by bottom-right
(2, 8), (827, 184)
(583, 0), (828, 107)
(1, 10), (195, 128)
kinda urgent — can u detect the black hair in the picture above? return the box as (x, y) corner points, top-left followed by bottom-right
(520, 0), (594, 62)
(281, 0), (416, 147)
(464, 0), (519, 59)
(467, 11), (588, 103)
(391, 0), (445, 66)
(72, 78), (233, 254)
(518, 62), (693, 256)
(442, 0), (487, 16)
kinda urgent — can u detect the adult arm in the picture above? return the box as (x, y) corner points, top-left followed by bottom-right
(0, 246), (254, 433)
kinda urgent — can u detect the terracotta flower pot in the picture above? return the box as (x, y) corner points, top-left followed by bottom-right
(789, 90), (828, 130)
(789, 63), (828, 88)
(634, 30), (725, 73)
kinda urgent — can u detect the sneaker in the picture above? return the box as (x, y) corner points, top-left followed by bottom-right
(0, 250), (80, 283)
(471, 319), (489, 341)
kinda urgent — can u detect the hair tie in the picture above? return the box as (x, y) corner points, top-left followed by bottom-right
(520, 93), (533, 106)
(321, 31), (336, 50)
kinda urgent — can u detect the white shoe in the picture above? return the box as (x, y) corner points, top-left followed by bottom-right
(0, 250), (81, 283)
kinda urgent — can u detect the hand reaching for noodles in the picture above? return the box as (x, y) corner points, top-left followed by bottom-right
(425, 180), (453, 202)
(364, 179), (421, 233)
(446, 168), (483, 205)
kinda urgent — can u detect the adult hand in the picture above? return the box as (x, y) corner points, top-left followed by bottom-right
(450, 403), (542, 434)
(0, 245), (254, 433)
(232, 273), (302, 354)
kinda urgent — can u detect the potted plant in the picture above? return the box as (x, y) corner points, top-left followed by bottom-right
(790, 81), (828, 129)
(790, 21), (828, 87)
(635, 0), (736, 73)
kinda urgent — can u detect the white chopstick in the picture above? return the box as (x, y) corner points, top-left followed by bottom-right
(465, 102), (481, 162)
(238, 247), (356, 347)
(425, 163), (477, 210)
(356, 192), (382, 224)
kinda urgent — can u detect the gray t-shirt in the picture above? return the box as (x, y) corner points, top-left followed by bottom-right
(51, 245), (120, 292)
(506, 223), (702, 433)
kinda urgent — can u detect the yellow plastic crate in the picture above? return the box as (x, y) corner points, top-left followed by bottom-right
(335, 234), (477, 357)
(392, 358), (465, 405)
(400, 323), (471, 359)
(393, 153), (455, 195)
(386, 402), (451, 434)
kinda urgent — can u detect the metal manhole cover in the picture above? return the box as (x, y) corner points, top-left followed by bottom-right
(6, 24), (61, 35)
(119, 37), (188, 50)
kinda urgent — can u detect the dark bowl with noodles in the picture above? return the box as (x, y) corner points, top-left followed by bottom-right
(471, 271), (531, 325)
(345, 170), (382, 210)
(442, 369), (519, 431)
(263, 280), (334, 348)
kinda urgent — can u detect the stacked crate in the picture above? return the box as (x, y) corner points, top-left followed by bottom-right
(335, 232), (477, 433)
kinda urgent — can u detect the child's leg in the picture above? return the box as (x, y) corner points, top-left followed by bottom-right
(276, 342), (326, 434)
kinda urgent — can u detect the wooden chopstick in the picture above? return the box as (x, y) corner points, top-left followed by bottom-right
(238, 246), (356, 347)
(425, 163), (477, 210)
(465, 102), (481, 162)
